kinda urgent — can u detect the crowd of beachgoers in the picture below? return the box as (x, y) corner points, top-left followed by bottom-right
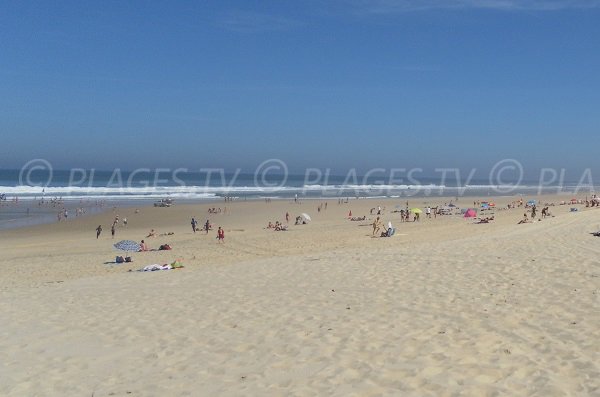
(3, 193), (600, 240)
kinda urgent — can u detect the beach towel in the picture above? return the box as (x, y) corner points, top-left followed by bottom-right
(141, 264), (172, 271)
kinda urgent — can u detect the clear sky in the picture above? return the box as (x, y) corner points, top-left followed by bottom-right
(1, 0), (599, 174)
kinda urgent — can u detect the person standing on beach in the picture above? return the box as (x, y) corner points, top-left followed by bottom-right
(96, 225), (102, 239)
(191, 217), (197, 233)
(286, 212), (290, 223)
(217, 227), (225, 243)
(111, 224), (116, 239)
(372, 217), (381, 236)
(205, 219), (210, 234)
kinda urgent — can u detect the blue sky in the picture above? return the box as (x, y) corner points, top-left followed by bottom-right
(1, 0), (599, 174)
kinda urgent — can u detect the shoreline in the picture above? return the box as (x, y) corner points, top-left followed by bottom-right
(0, 190), (594, 232)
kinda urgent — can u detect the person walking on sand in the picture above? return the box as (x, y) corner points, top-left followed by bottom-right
(111, 224), (116, 239)
(217, 227), (225, 243)
(286, 212), (290, 223)
(191, 217), (197, 233)
(96, 225), (102, 239)
(205, 219), (210, 234)
(372, 217), (382, 236)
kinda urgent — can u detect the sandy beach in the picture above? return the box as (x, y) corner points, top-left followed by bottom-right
(1, 195), (599, 396)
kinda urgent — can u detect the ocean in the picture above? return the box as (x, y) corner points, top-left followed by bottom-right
(0, 168), (593, 230)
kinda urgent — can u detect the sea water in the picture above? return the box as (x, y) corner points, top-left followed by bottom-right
(0, 169), (589, 230)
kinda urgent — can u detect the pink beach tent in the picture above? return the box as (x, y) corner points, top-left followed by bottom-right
(464, 208), (477, 218)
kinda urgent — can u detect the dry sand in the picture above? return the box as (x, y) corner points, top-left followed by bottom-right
(1, 195), (599, 396)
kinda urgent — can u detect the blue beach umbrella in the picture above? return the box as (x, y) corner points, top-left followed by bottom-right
(113, 240), (141, 252)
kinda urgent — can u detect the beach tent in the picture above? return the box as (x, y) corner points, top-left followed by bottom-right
(411, 208), (422, 214)
(527, 200), (536, 206)
(448, 203), (456, 207)
(481, 203), (490, 209)
(301, 213), (312, 222)
(464, 208), (477, 218)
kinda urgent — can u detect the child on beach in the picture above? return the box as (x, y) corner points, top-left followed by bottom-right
(217, 227), (225, 243)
